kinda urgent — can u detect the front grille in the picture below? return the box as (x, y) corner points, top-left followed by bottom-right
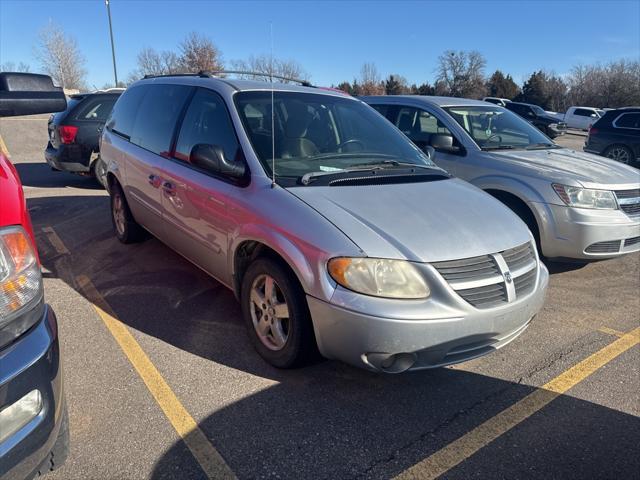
(585, 240), (621, 253)
(514, 268), (537, 297)
(620, 203), (640, 216)
(625, 236), (640, 247)
(615, 189), (640, 199)
(432, 242), (537, 309)
(455, 283), (507, 309)
(615, 189), (640, 218)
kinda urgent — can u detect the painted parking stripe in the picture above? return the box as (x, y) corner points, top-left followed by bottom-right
(76, 274), (237, 480)
(395, 327), (640, 480)
(42, 226), (71, 255)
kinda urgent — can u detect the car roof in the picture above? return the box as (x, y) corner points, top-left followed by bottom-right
(360, 95), (492, 107)
(132, 75), (354, 99)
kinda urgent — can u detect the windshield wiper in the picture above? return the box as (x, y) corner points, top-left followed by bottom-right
(525, 142), (559, 150)
(481, 145), (517, 151)
(300, 161), (439, 186)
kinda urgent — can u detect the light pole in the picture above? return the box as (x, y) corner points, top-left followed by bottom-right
(105, 0), (118, 86)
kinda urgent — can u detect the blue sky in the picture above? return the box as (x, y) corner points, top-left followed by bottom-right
(1, 0), (639, 88)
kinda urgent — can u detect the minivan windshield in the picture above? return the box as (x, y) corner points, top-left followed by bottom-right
(443, 105), (556, 150)
(235, 91), (436, 181)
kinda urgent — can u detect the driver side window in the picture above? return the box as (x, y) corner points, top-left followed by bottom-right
(394, 107), (459, 153)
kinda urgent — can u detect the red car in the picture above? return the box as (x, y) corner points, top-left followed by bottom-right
(0, 73), (69, 480)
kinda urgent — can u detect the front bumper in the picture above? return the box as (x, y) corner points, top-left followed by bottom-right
(0, 305), (65, 480)
(308, 265), (548, 372)
(533, 202), (640, 259)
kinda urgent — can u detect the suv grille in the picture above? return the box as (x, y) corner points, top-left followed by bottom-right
(615, 189), (640, 218)
(585, 240), (621, 253)
(432, 242), (538, 309)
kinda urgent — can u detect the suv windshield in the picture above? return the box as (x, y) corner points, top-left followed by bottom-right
(235, 91), (435, 181)
(443, 105), (554, 150)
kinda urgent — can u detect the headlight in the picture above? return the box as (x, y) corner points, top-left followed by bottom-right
(552, 184), (618, 210)
(328, 257), (429, 299)
(0, 226), (44, 347)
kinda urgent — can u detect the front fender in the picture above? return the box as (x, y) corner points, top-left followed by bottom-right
(229, 224), (336, 301)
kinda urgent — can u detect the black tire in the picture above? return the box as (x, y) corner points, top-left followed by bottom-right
(36, 403), (70, 476)
(110, 181), (147, 244)
(90, 154), (107, 189)
(240, 257), (317, 368)
(604, 144), (634, 165)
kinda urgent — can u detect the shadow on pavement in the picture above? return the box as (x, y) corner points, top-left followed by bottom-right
(15, 161), (102, 190)
(148, 369), (640, 480)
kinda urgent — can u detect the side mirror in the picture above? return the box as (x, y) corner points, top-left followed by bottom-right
(190, 144), (246, 179)
(590, 113), (597, 118)
(430, 134), (458, 153)
(0, 72), (67, 117)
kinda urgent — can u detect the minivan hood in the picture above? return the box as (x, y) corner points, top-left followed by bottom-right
(487, 148), (640, 189)
(288, 178), (531, 262)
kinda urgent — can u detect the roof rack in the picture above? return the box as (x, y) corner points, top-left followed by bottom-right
(143, 70), (313, 87)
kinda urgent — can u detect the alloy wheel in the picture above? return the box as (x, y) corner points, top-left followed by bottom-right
(112, 193), (126, 236)
(249, 274), (290, 351)
(606, 147), (630, 164)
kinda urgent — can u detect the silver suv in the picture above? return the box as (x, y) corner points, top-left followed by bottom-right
(363, 96), (640, 260)
(101, 74), (548, 372)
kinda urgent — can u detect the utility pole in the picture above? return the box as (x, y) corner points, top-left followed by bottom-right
(105, 0), (118, 86)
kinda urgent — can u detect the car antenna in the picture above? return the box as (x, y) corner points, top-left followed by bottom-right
(270, 21), (276, 189)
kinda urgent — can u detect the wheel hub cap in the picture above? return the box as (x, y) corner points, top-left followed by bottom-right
(249, 274), (290, 351)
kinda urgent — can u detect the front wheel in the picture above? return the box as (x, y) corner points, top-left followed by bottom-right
(240, 258), (317, 368)
(604, 145), (634, 165)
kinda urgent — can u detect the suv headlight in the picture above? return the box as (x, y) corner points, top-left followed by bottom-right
(0, 226), (44, 347)
(552, 184), (618, 210)
(328, 257), (429, 299)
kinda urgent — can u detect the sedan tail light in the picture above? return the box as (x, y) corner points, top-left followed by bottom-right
(59, 125), (78, 144)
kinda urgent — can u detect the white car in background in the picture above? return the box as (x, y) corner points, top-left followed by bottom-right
(483, 97), (511, 107)
(559, 106), (605, 130)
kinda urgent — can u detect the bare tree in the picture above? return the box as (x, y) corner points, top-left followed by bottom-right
(567, 59), (640, 108)
(357, 62), (385, 95)
(34, 22), (86, 90)
(231, 54), (309, 83)
(436, 50), (487, 98)
(1, 61), (31, 72)
(179, 32), (223, 73)
(128, 47), (182, 82)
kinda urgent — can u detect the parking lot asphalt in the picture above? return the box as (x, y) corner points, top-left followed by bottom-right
(1, 116), (638, 480)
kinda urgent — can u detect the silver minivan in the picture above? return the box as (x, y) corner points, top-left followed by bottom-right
(101, 74), (548, 372)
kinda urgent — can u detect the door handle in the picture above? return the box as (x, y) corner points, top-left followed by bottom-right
(148, 174), (160, 187)
(162, 181), (176, 196)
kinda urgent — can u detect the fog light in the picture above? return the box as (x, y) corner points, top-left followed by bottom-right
(0, 390), (42, 443)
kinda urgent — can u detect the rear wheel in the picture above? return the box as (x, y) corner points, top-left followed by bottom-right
(604, 144), (633, 165)
(90, 154), (107, 188)
(240, 258), (317, 368)
(110, 181), (147, 244)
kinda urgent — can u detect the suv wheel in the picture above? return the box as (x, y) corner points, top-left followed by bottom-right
(604, 145), (633, 165)
(240, 258), (317, 368)
(110, 182), (147, 243)
(90, 154), (108, 188)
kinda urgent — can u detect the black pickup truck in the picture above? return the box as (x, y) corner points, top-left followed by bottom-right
(505, 101), (567, 138)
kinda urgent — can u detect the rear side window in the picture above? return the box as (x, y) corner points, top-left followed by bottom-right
(75, 96), (118, 122)
(574, 108), (593, 117)
(370, 104), (388, 117)
(614, 113), (640, 129)
(174, 88), (239, 164)
(106, 86), (146, 138)
(130, 84), (193, 156)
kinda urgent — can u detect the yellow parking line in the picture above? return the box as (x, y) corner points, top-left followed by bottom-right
(42, 226), (70, 255)
(76, 275), (236, 480)
(0, 134), (9, 157)
(395, 327), (640, 480)
(599, 326), (626, 338)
